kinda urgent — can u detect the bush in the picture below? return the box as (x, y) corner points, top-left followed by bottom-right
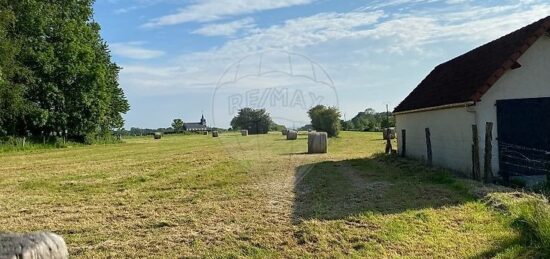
(307, 105), (341, 137)
(83, 133), (122, 145)
(230, 108), (273, 135)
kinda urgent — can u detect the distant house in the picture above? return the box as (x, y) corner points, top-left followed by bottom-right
(394, 16), (550, 183)
(184, 115), (209, 132)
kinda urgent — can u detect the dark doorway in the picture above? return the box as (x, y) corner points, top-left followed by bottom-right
(496, 97), (550, 178)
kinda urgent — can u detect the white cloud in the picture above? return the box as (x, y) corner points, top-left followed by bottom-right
(217, 11), (385, 53)
(445, 0), (469, 4)
(117, 0), (550, 128)
(142, 0), (315, 28)
(109, 42), (165, 60)
(124, 0), (550, 95)
(212, 2), (550, 54)
(108, 0), (173, 14)
(192, 18), (256, 37)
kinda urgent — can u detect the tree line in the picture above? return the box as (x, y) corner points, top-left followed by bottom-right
(230, 106), (395, 138)
(341, 108), (395, 131)
(0, 1), (129, 143)
(126, 106), (391, 139)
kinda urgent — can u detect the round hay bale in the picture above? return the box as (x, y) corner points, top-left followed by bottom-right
(0, 232), (69, 259)
(154, 132), (162, 140)
(241, 130), (248, 136)
(286, 130), (298, 140)
(382, 128), (396, 140)
(212, 131), (219, 137)
(308, 132), (328, 154)
(282, 129), (288, 136)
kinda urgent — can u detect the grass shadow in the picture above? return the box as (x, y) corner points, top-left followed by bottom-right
(279, 152), (309, 156)
(292, 153), (474, 222)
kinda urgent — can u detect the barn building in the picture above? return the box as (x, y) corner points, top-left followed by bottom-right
(184, 115), (209, 132)
(394, 16), (550, 183)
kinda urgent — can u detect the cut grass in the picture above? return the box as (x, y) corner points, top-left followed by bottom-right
(0, 131), (530, 257)
(486, 192), (550, 258)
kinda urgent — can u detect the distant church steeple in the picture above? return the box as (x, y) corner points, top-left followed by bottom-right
(200, 114), (206, 125)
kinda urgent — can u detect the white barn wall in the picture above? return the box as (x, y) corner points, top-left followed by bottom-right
(475, 36), (550, 174)
(395, 107), (475, 174)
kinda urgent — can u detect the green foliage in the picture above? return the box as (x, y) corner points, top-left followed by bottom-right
(307, 105), (341, 137)
(0, 0), (129, 141)
(0, 135), (85, 152)
(343, 108), (395, 131)
(269, 122), (286, 132)
(172, 119), (185, 132)
(230, 108), (273, 134)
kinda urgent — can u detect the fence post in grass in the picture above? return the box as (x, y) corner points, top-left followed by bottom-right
(472, 125), (481, 181)
(425, 128), (432, 166)
(484, 122), (493, 183)
(401, 129), (407, 157)
(385, 128), (392, 155)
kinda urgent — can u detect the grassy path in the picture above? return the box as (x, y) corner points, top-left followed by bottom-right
(0, 132), (520, 257)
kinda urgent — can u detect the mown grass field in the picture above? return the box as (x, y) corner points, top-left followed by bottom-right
(0, 131), (539, 258)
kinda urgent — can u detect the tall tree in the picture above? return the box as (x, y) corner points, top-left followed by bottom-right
(230, 108), (273, 135)
(0, 0), (129, 140)
(172, 119), (184, 133)
(344, 108), (395, 131)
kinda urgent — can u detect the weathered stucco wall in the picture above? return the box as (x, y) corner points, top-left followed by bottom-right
(395, 106), (475, 174)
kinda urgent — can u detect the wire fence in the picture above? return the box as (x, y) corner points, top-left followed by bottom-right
(499, 141), (550, 176)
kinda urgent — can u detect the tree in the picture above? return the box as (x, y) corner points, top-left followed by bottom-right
(230, 108), (273, 135)
(270, 123), (286, 132)
(307, 105), (341, 137)
(0, 0), (129, 141)
(172, 119), (184, 133)
(343, 108), (395, 131)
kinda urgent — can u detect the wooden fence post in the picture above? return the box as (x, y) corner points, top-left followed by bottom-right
(472, 125), (481, 181)
(484, 122), (493, 183)
(385, 128), (393, 154)
(401, 129), (406, 157)
(425, 128), (432, 166)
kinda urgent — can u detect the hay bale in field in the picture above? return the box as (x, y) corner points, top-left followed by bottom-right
(382, 128), (396, 140)
(241, 130), (248, 136)
(282, 129), (288, 135)
(0, 232), (69, 259)
(308, 132), (328, 154)
(212, 131), (219, 137)
(286, 130), (298, 140)
(154, 132), (162, 140)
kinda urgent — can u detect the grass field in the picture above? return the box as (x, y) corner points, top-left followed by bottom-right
(0, 131), (542, 258)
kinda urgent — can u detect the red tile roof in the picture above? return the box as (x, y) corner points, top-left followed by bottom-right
(394, 16), (550, 113)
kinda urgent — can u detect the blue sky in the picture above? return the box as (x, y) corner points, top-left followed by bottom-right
(93, 0), (549, 129)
